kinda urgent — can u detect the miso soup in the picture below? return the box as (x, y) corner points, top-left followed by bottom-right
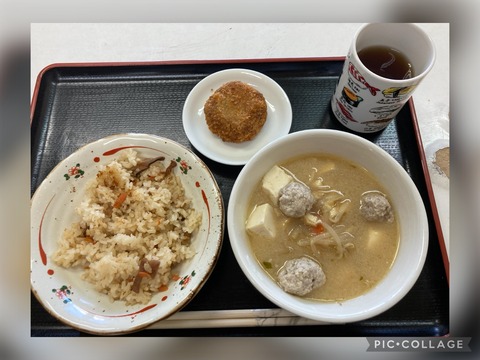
(246, 154), (400, 301)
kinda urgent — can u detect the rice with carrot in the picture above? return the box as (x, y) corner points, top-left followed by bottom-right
(52, 149), (202, 305)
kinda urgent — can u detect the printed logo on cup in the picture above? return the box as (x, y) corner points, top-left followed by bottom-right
(331, 23), (435, 133)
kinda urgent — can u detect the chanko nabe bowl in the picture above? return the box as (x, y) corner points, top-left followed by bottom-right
(227, 129), (428, 323)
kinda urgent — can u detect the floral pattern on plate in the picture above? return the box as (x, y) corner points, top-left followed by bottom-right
(31, 133), (224, 335)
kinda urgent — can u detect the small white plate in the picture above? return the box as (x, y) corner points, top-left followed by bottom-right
(31, 134), (224, 335)
(182, 68), (292, 165)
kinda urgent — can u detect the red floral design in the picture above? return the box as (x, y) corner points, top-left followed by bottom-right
(64, 163), (85, 180)
(176, 157), (192, 174)
(179, 270), (196, 290)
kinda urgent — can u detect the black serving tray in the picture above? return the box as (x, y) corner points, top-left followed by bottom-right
(30, 58), (449, 337)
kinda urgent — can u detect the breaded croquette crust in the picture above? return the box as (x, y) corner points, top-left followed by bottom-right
(204, 81), (267, 143)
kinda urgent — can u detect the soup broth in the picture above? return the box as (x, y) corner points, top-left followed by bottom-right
(246, 154), (400, 301)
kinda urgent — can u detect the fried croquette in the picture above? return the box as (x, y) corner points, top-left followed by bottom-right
(204, 81), (267, 143)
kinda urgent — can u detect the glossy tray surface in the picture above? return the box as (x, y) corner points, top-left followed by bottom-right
(31, 59), (449, 336)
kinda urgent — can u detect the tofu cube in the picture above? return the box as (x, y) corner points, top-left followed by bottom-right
(318, 160), (336, 174)
(246, 203), (277, 239)
(366, 228), (382, 249)
(262, 165), (293, 204)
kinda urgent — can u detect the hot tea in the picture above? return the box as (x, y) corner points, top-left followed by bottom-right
(331, 23), (435, 133)
(357, 45), (414, 80)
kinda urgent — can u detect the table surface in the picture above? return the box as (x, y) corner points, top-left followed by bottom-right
(30, 24), (450, 334)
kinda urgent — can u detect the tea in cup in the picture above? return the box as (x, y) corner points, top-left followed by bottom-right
(331, 23), (435, 133)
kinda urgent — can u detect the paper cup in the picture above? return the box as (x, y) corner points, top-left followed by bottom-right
(331, 23), (435, 133)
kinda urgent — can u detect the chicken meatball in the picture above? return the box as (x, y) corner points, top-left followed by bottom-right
(360, 191), (394, 222)
(278, 182), (315, 218)
(277, 257), (326, 296)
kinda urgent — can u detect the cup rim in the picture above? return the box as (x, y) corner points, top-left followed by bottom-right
(351, 23), (436, 85)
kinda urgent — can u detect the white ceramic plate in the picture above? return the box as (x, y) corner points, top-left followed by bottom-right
(182, 68), (292, 165)
(31, 134), (224, 335)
